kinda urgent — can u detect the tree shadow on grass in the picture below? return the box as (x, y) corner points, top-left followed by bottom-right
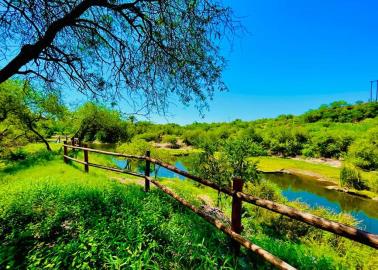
(0, 148), (62, 175)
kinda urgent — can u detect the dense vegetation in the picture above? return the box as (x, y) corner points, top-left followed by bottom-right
(1, 145), (377, 269)
(1, 81), (378, 194)
(1, 82), (378, 268)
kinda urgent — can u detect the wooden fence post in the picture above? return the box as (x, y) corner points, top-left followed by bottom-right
(231, 177), (244, 254)
(83, 143), (89, 173)
(145, 150), (151, 192)
(63, 141), (68, 164)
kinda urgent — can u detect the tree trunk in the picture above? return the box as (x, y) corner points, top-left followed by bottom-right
(28, 124), (51, 151)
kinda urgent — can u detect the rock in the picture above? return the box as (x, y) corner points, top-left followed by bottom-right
(199, 205), (231, 226)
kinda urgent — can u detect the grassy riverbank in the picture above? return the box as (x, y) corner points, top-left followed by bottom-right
(1, 144), (377, 269)
(251, 156), (378, 199)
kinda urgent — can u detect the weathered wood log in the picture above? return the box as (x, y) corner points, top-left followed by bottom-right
(148, 177), (296, 270)
(63, 144), (145, 159)
(63, 141), (68, 164)
(144, 150), (151, 192)
(236, 191), (378, 249)
(88, 162), (144, 178)
(63, 155), (87, 165)
(83, 143), (89, 173)
(231, 177), (244, 254)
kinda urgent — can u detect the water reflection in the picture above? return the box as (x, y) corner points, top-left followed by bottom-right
(264, 173), (378, 234)
(86, 143), (378, 235)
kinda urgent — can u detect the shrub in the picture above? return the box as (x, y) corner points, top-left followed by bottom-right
(249, 142), (267, 156)
(348, 128), (378, 170)
(7, 148), (27, 161)
(162, 135), (180, 148)
(339, 166), (365, 190)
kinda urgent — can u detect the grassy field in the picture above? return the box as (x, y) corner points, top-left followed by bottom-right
(1, 144), (377, 269)
(0, 151), (241, 269)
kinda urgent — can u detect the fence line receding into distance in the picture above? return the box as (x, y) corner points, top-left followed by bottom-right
(62, 142), (378, 270)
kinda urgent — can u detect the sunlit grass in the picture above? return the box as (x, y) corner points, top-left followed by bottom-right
(1, 144), (377, 269)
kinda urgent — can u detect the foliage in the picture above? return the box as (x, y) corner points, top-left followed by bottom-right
(192, 142), (231, 206)
(161, 135), (179, 149)
(70, 102), (131, 143)
(339, 166), (365, 190)
(192, 138), (260, 206)
(0, 80), (64, 152)
(221, 137), (260, 182)
(0, 163), (239, 269)
(348, 127), (378, 170)
(0, 1), (238, 114)
(302, 101), (378, 123)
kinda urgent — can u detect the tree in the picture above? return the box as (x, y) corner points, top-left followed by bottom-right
(70, 102), (131, 143)
(0, 0), (238, 113)
(0, 80), (65, 151)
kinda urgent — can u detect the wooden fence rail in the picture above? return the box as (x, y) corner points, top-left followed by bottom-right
(62, 143), (378, 269)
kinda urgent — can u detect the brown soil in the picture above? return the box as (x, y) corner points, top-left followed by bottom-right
(291, 157), (342, 168)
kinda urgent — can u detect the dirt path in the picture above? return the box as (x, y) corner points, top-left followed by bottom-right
(290, 157), (342, 168)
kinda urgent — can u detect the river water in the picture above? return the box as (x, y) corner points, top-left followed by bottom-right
(263, 173), (378, 234)
(86, 144), (378, 234)
(118, 157), (378, 234)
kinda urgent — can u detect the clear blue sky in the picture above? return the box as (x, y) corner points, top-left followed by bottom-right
(150, 0), (378, 124)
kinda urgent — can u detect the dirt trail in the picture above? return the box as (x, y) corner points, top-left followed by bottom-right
(290, 157), (342, 168)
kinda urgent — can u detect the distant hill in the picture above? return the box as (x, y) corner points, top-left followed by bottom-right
(301, 101), (378, 123)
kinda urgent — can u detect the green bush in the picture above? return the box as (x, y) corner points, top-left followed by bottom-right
(348, 128), (378, 170)
(339, 166), (365, 190)
(162, 135), (179, 148)
(7, 148), (27, 161)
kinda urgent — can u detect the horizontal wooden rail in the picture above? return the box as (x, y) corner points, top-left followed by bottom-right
(146, 157), (233, 196)
(63, 144), (378, 249)
(148, 177), (296, 270)
(63, 144), (145, 160)
(88, 162), (144, 178)
(236, 192), (378, 249)
(146, 157), (378, 249)
(63, 155), (87, 165)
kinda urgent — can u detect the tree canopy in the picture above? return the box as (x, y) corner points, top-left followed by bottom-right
(0, 0), (238, 113)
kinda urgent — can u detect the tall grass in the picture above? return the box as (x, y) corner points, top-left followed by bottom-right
(1, 145), (377, 269)
(0, 161), (243, 269)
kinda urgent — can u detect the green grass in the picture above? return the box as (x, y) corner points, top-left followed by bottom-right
(157, 177), (378, 270)
(250, 156), (341, 182)
(0, 158), (245, 269)
(1, 144), (377, 269)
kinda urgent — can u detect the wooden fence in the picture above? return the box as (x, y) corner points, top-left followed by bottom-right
(63, 142), (378, 270)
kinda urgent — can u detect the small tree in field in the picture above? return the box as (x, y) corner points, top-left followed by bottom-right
(192, 142), (230, 207)
(193, 137), (260, 207)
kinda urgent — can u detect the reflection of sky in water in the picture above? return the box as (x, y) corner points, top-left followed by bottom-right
(112, 158), (187, 180)
(282, 188), (378, 234)
(153, 162), (187, 180)
(113, 158), (128, 169)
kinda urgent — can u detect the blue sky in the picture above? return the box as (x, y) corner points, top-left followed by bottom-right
(150, 0), (378, 124)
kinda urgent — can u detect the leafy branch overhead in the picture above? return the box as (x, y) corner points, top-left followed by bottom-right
(0, 0), (240, 113)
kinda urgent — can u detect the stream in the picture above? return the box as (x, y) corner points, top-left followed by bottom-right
(86, 144), (378, 234)
(121, 158), (378, 234)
